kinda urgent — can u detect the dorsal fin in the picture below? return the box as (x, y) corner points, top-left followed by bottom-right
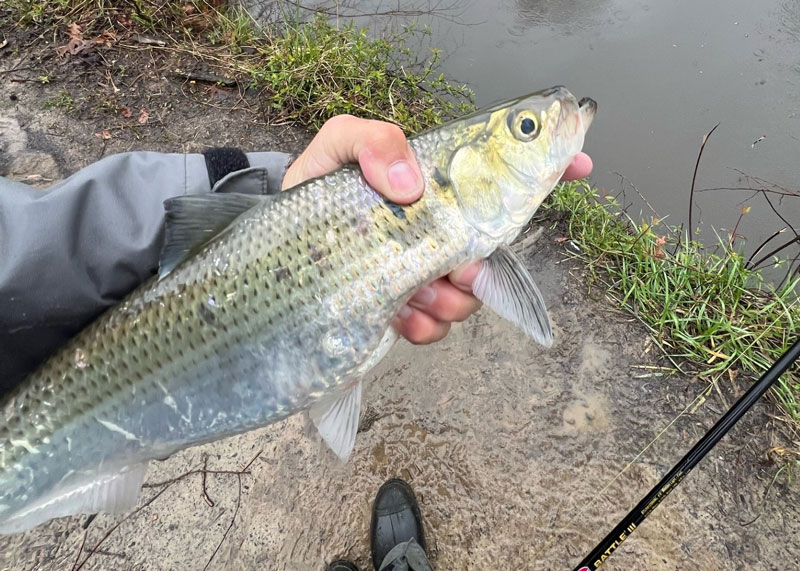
(159, 193), (268, 279)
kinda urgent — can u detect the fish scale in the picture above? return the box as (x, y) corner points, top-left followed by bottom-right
(0, 86), (595, 533)
(0, 156), (473, 515)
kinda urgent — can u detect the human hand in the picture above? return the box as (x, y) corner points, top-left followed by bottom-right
(282, 114), (592, 345)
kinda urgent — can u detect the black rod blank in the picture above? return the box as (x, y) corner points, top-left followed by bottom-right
(573, 337), (800, 571)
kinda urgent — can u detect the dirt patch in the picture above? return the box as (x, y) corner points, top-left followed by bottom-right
(1, 28), (799, 571)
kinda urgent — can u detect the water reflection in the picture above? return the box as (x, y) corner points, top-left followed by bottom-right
(511, 0), (611, 31)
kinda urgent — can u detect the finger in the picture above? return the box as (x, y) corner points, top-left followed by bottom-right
(392, 306), (451, 345)
(407, 279), (482, 323)
(561, 152), (593, 181)
(448, 262), (481, 294)
(282, 115), (424, 203)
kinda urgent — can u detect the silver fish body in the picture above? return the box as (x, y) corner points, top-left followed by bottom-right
(0, 86), (595, 533)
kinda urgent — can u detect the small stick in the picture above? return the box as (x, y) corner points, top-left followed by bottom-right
(688, 123), (720, 238)
(201, 455), (215, 508)
(72, 484), (174, 571)
(203, 450), (262, 570)
(748, 234), (800, 270)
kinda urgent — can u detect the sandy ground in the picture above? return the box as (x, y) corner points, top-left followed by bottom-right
(1, 28), (799, 571)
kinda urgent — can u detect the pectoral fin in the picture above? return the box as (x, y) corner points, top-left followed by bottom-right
(310, 382), (362, 461)
(472, 245), (553, 347)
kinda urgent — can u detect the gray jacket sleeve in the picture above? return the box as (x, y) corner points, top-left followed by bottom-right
(0, 150), (292, 392)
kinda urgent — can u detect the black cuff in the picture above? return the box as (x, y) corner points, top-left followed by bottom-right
(203, 147), (250, 188)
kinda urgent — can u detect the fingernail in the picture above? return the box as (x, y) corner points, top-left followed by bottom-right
(397, 305), (413, 320)
(409, 285), (437, 309)
(387, 160), (421, 197)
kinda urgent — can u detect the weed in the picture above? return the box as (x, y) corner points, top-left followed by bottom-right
(243, 14), (474, 131)
(43, 89), (75, 111)
(546, 180), (800, 422)
(4, 1), (474, 133)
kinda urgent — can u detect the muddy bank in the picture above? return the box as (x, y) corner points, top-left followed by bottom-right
(1, 29), (799, 571)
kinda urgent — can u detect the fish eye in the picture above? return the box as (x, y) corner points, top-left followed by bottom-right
(521, 118), (535, 134)
(509, 111), (541, 142)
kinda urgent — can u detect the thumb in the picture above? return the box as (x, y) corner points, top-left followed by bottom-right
(282, 115), (424, 204)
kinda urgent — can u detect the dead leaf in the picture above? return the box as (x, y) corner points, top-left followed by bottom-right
(67, 22), (83, 41)
(94, 130), (112, 140)
(652, 236), (667, 259)
(554, 237), (569, 243)
(138, 108), (149, 125)
(57, 22), (117, 57)
(94, 31), (118, 48)
(57, 24), (89, 57)
(120, 108), (132, 118)
(205, 84), (230, 100)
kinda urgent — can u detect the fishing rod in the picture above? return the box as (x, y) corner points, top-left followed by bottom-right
(573, 336), (800, 571)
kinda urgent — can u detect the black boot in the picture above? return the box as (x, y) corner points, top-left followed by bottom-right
(370, 479), (428, 570)
(325, 561), (358, 571)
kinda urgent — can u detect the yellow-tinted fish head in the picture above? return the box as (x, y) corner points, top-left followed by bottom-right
(443, 86), (595, 244)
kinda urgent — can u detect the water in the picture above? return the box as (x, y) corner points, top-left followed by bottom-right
(250, 0), (800, 277)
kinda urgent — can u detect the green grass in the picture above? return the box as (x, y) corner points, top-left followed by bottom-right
(4, 0), (474, 132)
(546, 181), (800, 429)
(42, 89), (75, 111)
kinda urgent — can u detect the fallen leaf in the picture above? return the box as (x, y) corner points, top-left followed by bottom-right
(67, 22), (83, 41)
(554, 237), (569, 243)
(138, 108), (149, 125)
(205, 84), (230, 100)
(120, 108), (132, 118)
(94, 130), (112, 140)
(94, 31), (118, 48)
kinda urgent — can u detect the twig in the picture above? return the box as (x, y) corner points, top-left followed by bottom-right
(746, 228), (787, 268)
(203, 450), (262, 571)
(762, 192), (799, 242)
(72, 530), (89, 571)
(728, 209), (747, 250)
(695, 186), (800, 198)
(276, 0), (469, 24)
(172, 68), (237, 86)
(201, 455), (215, 508)
(748, 234), (800, 270)
(142, 467), (251, 488)
(0, 51), (31, 75)
(613, 171), (659, 218)
(72, 484), (174, 571)
(73, 450), (262, 570)
(688, 123), (721, 237)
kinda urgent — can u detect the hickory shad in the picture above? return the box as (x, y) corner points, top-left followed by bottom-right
(0, 86), (596, 533)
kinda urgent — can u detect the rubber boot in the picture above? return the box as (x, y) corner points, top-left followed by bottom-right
(370, 479), (431, 571)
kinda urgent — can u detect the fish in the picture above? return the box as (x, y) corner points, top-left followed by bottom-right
(0, 86), (596, 534)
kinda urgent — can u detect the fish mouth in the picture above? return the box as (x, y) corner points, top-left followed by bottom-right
(579, 97), (597, 133)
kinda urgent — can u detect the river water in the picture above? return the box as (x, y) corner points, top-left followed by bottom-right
(249, 0), (800, 277)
